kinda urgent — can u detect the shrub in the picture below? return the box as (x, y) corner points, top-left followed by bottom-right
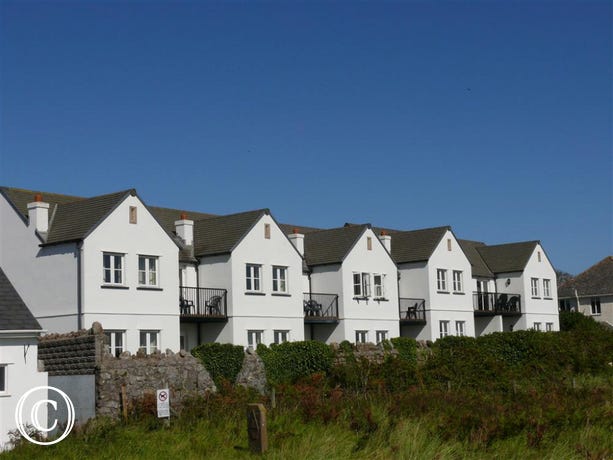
(390, 336), (418, 366)
(191, 342), (245, 386)
(257, 341), (334, 385)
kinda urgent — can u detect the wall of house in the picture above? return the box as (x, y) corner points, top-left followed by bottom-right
(225, 214), (304, 347)
(519, 245), (559, 330)
(474, 315), (503, 336)
(398, 261), (429, 301)
(0, 334), (48, 450)
(577, 295), (613, 325)
(81, 195), (180, 352)
(0, 195), (79, 332)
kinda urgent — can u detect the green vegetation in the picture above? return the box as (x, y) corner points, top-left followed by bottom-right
(4, 314), (611, 459)
(191, 342), (245, 386)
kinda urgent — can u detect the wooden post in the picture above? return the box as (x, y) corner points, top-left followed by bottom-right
(121, 385), (128, 421)
(247, 403), (268, 453)
(271, 388), (276, 410)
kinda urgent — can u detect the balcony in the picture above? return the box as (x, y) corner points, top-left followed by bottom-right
(399, 298), (426, 325)
(180, 286), (228, 322)
(304, 293), (339, 323)
(473, 292), (521, 316)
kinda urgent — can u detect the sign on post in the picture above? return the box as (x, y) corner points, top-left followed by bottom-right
(157, 389), (170, 418)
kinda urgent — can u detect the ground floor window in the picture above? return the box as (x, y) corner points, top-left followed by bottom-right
(355, 330), (368, 344)
(248, 330), (263, 348)
(105, 330), (125, 357)
(375, 330), (388, 344)
(546, 323), (553, 332)
(439, 321), (450, 338)
(455, 321), (465, 336)
(139, 330), (160, 354)
(0, 365), (6, 393)
(591, 297), (601, 315)
(274, 330), (289, 344)
(533, 322), (542, 331)
(180, 335), (186, 351)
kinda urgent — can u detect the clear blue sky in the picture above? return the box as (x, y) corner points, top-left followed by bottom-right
(1, 1), (611, 274)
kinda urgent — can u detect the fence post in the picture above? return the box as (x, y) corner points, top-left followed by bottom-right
(247, 403), (268, 453)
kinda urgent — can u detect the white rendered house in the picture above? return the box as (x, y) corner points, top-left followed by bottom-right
(299, 224), (400, 344)
(156, 209), (305, 349)
(385, 226), (475, 341)
(0, 268), (48, 450)
(558, 256), (613, 327)
(0, 187), (180, 354)
(460, 240), (560, 333)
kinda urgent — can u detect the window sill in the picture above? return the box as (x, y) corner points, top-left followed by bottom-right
(373, 297), (388, 302)
(271, 293), (291, 297)
(137, 286), (163, 291)
(245, 292), (266, 296)
(437, 291), (450, 294)
(531, 297), (541, 299)
(353, 296), (369, 301)
(0, 393), (11, 398)
(101, 285), (129, 290)
(452, 292), (465, 295)
(543, 297), (553, 300)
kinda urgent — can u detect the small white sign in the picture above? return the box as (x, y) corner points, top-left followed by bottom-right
(157, 389), (170, 418)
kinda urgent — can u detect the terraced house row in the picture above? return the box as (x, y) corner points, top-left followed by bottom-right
(0, 186), (560, 353)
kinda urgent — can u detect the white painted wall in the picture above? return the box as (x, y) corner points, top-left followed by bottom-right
(81, 195), (180, 352)
(0, 334), (48, 450)
(0, 195), (79, 332)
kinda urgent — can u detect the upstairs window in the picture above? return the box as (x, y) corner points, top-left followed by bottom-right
(437, 269), (448, 292)
(452, 271), (463, 293)
(543, 279), (551, 298)
(353, 272), (371, 297)
(103, 253), (124, 285)
(246, 264), (262, 292)
(531, 278), (540, 297)
(138, 256), (158, 286)
(591, 298), (601, 315)
(373, 274), (385, 298)
(272, 266), (287, 293)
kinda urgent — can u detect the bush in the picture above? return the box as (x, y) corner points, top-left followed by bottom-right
(191, 342), (245, 386)
(257, 341), (334, 385)
(390, 336), (418, 366)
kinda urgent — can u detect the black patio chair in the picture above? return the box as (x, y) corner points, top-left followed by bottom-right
(206, 295), (223, 316)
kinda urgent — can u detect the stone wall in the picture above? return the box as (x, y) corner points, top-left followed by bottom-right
(97, 349), (216, 418)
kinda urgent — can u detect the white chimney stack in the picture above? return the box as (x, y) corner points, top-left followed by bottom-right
(287, 228), (304, 256)
(378, 231), (391, 252)
(27, 193), (49, 233)
(174, 212), (194, 246)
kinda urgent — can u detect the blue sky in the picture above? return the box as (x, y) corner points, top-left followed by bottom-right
(1, 1), (611, 274)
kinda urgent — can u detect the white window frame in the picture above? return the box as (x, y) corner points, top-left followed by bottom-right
(543, 279), (551, 298)
(353, 272), (371, 298)
(452, 270), (463, 293)
(0, 365), (6, 394)
(247, 330), (263, 348)
(355, 330), (368, 344)
(530, 278), (540, 297)
(437, 269), (448, 292)
(103, 252), (125, 285)
(533, 322), (541, 331)
(105, 330), (125, 357)
(273, 330), (289, 344)
(439, 320), (450, 338)
(545, 323), (553, 332)
(246, 264), (262, 292)
(373, 274), (385, 298)
(455, 321), (465, 336)
(591, 297), (601, 315)
(138, 255), (159, 287)
(272, 266), (288, 293)
(375, 330), (388, 344)
(139, 330), (160, 354)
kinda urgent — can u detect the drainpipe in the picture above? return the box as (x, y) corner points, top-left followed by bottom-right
(574, 288), (580, 313)
(77, 242), (83, 330)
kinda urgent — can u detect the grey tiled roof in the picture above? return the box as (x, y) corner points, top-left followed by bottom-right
(0, 186), (84, 222)
(278, 223), (324, 235)
(376, 226), (451, 264)
(0, 267), (42, 331)
(558, 256), (613, 298)
(458, 239), (495, 278)
(45, 190), (135, 244)
(475, 241), (539, 274)
(194, 209), (267, 257)
(148, 206), (218, 234)
(303, 225), (369, 266)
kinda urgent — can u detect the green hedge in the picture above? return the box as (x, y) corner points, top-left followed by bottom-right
(390, 336), (418, 366)
(191, 343), (245, 386)
(257, 341), (334, 385)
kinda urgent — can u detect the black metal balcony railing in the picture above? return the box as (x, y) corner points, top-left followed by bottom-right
(303, 292), (339, 322)
(180, 286), (227, 320)
(473, 292), (521, 315)
(399, 298), (426, 323)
